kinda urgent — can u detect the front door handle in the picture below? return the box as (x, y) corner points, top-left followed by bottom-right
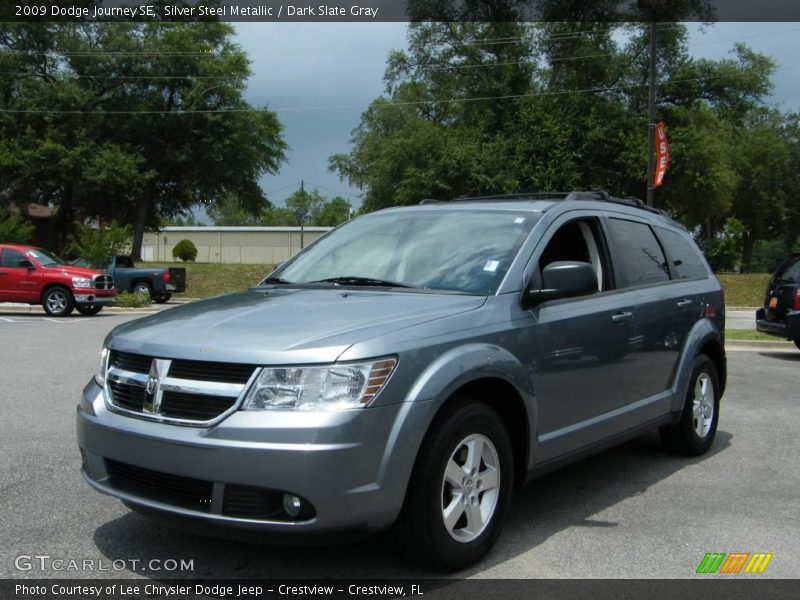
(611, 311), (633, 323)
(676, 299), (693, 307)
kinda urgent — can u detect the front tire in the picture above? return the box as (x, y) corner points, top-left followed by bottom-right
(660, 354), (720, 456)
(394, 400), (514, 571)
(42, 286), (75, 317)
(76, 304), (103, 316)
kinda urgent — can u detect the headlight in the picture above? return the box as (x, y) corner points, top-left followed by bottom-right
(242, 358), (397, 411)
(72, 276), (92, 288)
(95, 347), (109, 387)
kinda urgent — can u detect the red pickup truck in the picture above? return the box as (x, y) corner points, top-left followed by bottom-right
(0, 244), (115, 316)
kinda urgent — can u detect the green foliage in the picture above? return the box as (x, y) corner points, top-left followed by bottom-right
(114, 291), (151, 308)
(0, 212), (34, 244)
(315, 197), (352, 226)
(208, 188), (351, 227)
(172, 239), (198, 262)
(66, 221), (132, 268)
(0, 22), (287, 255)
(701, 218), (745, 272)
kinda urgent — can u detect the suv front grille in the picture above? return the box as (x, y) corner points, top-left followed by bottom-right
(105, 351), (256, 425)
(93, 274), (114, 290)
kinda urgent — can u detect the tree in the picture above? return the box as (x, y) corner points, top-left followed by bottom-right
(0, 22), (287, 257)
(314, 196), (351, 226)
(0, 212), (34, 244)
(285, 185), (325, 226)
(66, 221), (133, 267)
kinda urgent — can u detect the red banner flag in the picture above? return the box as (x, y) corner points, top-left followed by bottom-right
(653, 122), (669, 187)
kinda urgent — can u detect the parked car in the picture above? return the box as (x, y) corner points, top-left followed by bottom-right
(77, 192), (726, 570)
(72, 255), (186, 303)
(755, 251), (800, 349)
(0, 244), (115, 316)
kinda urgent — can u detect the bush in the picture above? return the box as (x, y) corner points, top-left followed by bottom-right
(67, 221), (132, 267)
(0, 212), (34, 244)
(172, 239), (198, 262)
(113, 291), (151, 308)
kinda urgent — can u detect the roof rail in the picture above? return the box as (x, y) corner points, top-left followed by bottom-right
(418, 198), (444, 205)
(453, 192), (573, 202)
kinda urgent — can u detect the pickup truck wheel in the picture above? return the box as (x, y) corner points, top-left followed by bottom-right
(132, 282), (153, 300)
(394, 400), (513, 571)
(153, 293), (172, 304)
(42, 286), (75, 317)
(660, 353), (720, 456)
(794, 338), (800, 351)
(76, 304), (103, 316)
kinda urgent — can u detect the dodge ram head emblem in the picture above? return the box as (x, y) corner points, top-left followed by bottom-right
(143, 359), (168, 414)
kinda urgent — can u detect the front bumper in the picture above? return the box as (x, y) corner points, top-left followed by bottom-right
(77, 379), (425, 535)
(756, 307), (800, 340)
(73, 290), (115, 305)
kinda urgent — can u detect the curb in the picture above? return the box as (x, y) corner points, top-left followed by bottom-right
(725, 339), (795, 351)
(727, 306), (759, 312)
(0, 304), (158, 315)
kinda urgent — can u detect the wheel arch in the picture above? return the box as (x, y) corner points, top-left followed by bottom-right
(39, 282), (72, 302)
(129, 278), (153, 292)
(670, 320), (726, 415)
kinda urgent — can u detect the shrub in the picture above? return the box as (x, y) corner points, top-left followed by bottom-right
(0, 212), (34, 244)
(67, 221), (132, 267)
(114, 291), (151, 308)
(172, 239), (198, 262)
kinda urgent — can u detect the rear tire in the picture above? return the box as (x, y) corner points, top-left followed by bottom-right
(153, 293), (172, 304)
(76, 304), (103, 316)
(132, 282), (153, 301)
(42, 286), (75, 317)
(660, 354), (720, 456)
(394, 400), (514, 571)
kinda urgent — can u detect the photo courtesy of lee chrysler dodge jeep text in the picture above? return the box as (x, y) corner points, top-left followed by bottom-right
(77, 191), (726, 570)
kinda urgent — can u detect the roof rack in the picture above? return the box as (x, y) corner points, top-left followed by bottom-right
(418, 198), (444, 205)
(450, 190), (670, 217)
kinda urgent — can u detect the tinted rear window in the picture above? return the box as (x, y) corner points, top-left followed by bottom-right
(656, 228), (708, 280)
(608, 218), (670, 286)
(775, 255), (800, 282)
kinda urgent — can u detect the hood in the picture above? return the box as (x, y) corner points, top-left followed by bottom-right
(44, 265), (105, 278)
(109, 287), (486, 364)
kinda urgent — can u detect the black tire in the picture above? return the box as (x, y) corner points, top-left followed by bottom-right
(394, 400), (514, 571)
(660, 354), (720, 456)
(131, 282), (153, 300)
(76, 304), (103, 316)
(41, 286), (75, 317)
(794, 338), (800, 351)
(153, 293), (172, 304)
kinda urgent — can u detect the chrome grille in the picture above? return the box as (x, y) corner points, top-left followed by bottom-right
(104, 351), (256, 425)
(92, 274), (114, 290)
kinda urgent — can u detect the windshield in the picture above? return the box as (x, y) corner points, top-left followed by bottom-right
(273, 209), (538, 294)
(27, 248), (65, 267)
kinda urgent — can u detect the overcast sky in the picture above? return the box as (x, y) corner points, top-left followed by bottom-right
(231, 22), (800, 211)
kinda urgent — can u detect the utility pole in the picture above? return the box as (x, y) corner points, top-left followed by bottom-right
(299, 180), (305, 250)
(646, 19), (657, 206)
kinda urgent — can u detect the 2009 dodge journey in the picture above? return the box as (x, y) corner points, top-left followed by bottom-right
(77, 191), (726, 570)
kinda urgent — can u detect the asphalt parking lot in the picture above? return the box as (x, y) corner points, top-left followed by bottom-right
(1, 310), (798, 580)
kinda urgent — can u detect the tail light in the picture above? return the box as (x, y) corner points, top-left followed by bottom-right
(703, 304), (716, 319)
(794, 289), (800, 311)
(161, 271), (170, 282)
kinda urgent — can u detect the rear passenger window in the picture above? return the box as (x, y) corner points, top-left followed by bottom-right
(608, 218), (669, 286)
(657, 228), (708, 280)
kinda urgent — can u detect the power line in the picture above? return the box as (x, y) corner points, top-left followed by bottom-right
(3, 67), (796, 115)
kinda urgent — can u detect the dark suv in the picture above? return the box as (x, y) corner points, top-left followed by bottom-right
(756, 252), (800, 349)
(78, 192), (726, 570)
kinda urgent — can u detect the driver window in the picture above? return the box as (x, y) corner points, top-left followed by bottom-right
(0, 248), (26, 268)
(539, 219), (608, 292)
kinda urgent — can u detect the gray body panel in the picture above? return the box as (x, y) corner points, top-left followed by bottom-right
(78, 199), (725, 534)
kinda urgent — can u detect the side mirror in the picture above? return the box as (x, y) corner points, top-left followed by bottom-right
(19, 259), (35, 270)
(524, 261), (598, 307)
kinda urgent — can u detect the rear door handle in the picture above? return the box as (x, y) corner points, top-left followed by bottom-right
(611, 311), (633, 323)
(676, 299), (693, 307)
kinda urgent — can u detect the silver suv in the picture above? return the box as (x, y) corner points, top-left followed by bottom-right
(77, 192), (726, 570)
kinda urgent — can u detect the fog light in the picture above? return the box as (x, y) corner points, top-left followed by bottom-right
(282, 493), (302, 517)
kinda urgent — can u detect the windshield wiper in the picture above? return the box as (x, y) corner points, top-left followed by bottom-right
(309, 276), (418, 289)
(261, 276), (292, 285)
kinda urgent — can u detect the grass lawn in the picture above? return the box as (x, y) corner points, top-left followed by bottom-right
(717, 273), (769, 307)
(725, 329), (785, 342)
(138, 262), (274, 298)
(139, 261), (771, 306)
